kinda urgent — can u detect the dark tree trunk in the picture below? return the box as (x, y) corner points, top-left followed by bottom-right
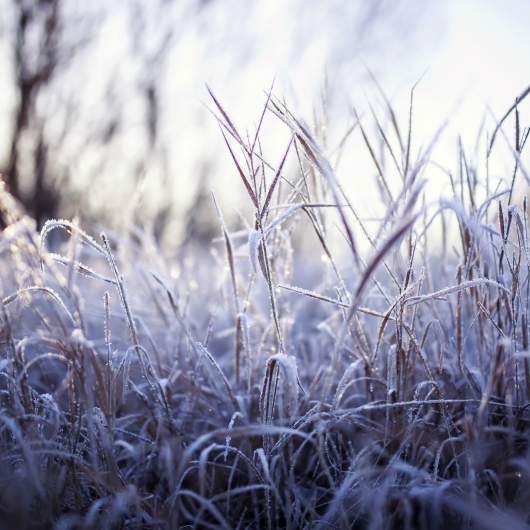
(1, 0), (60, 227)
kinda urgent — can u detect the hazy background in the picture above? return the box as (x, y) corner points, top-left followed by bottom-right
(0, 0), (529, 253)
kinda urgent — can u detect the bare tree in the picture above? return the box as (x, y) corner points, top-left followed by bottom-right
(2, 0), (60, 224)
(0, 0), (98, 227)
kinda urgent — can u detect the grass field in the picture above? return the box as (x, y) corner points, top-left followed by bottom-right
(0, 84), (530, 529)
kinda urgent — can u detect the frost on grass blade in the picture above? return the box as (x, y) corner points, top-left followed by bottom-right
(224, 411), (243, 461)
(260, 354), (299, 425)
(49, 254), (117, 284)
(263, 203), (305, 237)
(116, 346), (134, 405)
(405, 278), (511, 306)
(101, 232), (140, 347)
(279, 283), (392, 319)
(270, 103), (361, 269)
(257, 241), (268, 281)
(279, 283), (348, 308)
(39, 219), (107, 267)
(510, 204), (530, 265)
(219, 127), (258, 209)
(3, 286), (76, 326)
(207, 85), (246, 148)
(260, 136), (293, 220)
(248, 230), (262, 275)
(212, 191), (239, 304)
(333, 359), (364, 410)
(196, 341), (240, 412)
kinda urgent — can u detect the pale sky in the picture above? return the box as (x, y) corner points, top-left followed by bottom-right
(409, 0), (530, 153)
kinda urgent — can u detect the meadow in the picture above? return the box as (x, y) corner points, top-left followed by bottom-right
(0, 84), (530, 529)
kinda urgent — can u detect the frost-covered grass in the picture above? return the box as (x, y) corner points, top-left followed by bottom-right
(1, 85), (530, 529)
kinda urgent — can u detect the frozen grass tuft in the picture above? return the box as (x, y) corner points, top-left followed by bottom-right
(1, 84), (530, 529)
